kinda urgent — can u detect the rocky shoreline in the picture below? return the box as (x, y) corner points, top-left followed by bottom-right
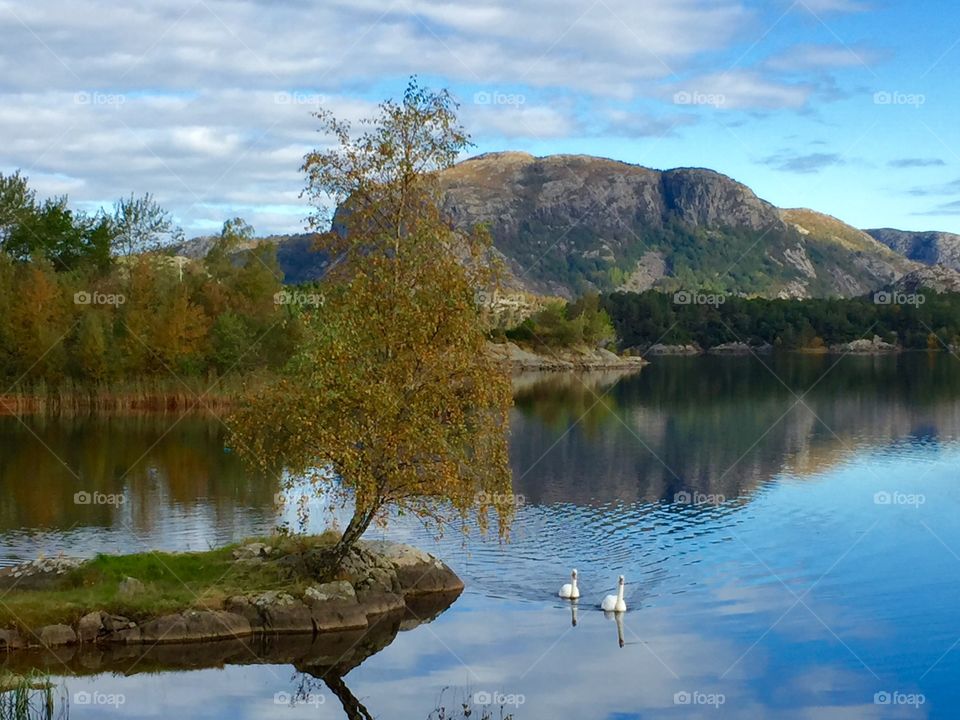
(631, 336), (926, 357)
(488, 341), (648, 371)
(638, 342), (772, 356)
(0, 540), (463, 653)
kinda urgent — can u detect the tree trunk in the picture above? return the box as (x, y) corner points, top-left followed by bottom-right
(328, 504), (377, 568)
(323, 674), (374, 720)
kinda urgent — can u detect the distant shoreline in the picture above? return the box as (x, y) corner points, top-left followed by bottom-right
(488, 341), (649, 372)
(636, 344), (954, 357)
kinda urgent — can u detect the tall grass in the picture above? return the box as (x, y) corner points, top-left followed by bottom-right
(0, 672), (65, 720)
(0, 373), (270, 416)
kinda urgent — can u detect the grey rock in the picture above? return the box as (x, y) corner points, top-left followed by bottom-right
(304, 581), (356, 603)
(182, 610), (252, 641)
(232, 542), (272, 562)
(224, 595), (264, 631)
(355, 589), (406, 616)
(39, 624), (77, 646)
(311, 601), (368, 632)
(139, 615), (190, 643)
(253, 591), (297, 609)
(643, 343), (702, 356)
(100, 614), (140, 644)
(77, 611), (103, 643)
(831, 335), (898, 354)
(357, 540), (464, 595)
(261, 602), (314, 634)
(708, 342), (771, 355)
(101, 613), (135, 633)
(139, 611), (251, 644)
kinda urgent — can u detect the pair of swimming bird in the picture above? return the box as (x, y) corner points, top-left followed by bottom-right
(558, 569), (627, 613)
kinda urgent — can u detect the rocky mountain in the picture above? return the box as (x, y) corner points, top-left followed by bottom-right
(438, 152), (913, 299)
(174, 152), (960, 299)
(889, 265), (960, 294)
(171, 232), (332, 284)
(778, 209), (916, 294)
(865, 228), (960, 272)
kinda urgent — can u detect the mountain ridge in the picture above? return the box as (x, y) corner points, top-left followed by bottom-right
(866, 228), (960, 272)
(173, 152), (960, 299)
(437, 152), (919, 298)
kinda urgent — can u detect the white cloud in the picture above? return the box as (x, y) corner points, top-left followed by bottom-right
(765, 43), (885, 72)
(666, 71), (813, 111)
(796, 0), (871, 13)
(0, 0), (873, 234)
(0, 0), (750, 94)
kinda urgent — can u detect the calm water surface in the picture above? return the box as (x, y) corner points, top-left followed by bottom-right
(2, 354), (960, 719)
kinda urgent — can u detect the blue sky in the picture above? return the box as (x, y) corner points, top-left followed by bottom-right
(1, 0), (959, 236)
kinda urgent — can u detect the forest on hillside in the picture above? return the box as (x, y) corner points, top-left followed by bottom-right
(601, 290), (960, 351)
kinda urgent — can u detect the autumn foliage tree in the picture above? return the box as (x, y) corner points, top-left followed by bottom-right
(0, 171), (296, 388)
(231, 79), (515, 565)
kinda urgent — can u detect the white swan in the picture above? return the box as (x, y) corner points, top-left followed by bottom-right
(601, 575), (627, 613)
(558, 569), (580, 599)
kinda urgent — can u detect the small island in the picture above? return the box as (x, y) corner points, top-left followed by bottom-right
(0, 535), (463, 651)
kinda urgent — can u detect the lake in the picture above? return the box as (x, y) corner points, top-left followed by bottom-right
(1, 354), (959, 718)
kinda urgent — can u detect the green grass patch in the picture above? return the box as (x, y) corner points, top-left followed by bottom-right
(0, 533), (339, 631)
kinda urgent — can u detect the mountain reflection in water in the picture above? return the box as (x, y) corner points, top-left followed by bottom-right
(2, 355), (960, 717)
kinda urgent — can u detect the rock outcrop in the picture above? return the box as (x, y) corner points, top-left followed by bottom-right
(708, 342), (773, 355)
(640, 343), (702, 356)
(487, 341), (647, 371)
(830, 335), (898, 354)
(0, 541), (463, 651)
(887, 265), (960, 295)
(867, 228), (960, 272)
(0, 589), (461, 682)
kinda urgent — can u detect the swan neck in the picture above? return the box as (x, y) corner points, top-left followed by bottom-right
(617, 583), (624, 602)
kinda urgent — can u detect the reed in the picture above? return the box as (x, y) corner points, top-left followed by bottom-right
(0, 373), (271, 416)
(0, 672), (64, 720)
